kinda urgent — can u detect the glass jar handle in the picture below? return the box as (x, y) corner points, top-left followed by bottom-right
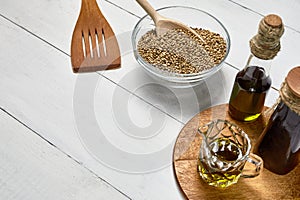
(241, 153), (263, 178)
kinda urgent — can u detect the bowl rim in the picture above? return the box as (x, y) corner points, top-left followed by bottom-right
(131, 5), (231, 79)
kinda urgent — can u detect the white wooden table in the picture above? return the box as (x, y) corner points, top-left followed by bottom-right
(0, 0), (299, 199)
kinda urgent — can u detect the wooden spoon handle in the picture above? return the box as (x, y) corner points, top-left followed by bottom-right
(136, 0), (163, 24)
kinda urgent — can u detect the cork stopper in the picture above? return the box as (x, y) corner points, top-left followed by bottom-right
(279, 67), (300, 116)
(286, 66), (300, 98)
(250, 14), (284, 60)
(264, 14), (283, 28)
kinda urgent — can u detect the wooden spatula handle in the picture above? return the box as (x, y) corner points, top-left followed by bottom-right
(81, 0), (103, 17)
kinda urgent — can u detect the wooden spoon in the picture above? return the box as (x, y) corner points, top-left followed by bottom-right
(71, 0), (121, 73)
(136, 0), (204, 43)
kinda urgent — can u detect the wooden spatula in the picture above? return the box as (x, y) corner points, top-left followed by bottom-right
(71, 0), (121, 73)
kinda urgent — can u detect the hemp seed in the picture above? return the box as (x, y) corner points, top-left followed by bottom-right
(137, 28), (227, 74)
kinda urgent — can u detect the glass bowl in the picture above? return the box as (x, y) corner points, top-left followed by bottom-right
(131, 6), (231, 88)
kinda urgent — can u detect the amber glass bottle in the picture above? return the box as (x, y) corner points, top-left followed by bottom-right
(228, 14), (284, 121)
(229, 56), (272, 121)
(255, 67), (300, 175)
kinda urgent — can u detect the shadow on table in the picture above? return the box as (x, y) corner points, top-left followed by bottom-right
(124, 67), (228, 123)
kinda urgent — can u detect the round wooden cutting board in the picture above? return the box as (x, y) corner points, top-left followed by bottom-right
(173, 104), (300, 200)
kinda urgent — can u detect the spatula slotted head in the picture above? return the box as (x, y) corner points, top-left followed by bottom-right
(71, 0), (121, 73)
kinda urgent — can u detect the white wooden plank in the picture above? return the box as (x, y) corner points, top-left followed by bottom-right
(1, 0), (295, 88)
(0, 17), (186, 200)
(2, 0), (298, 91)
(0, 0), (137, 55)
(103, 51), (239, 123)
(0, 1), (292, 199)
(231, 0), (300, 32)
(0, 110), (128, 200)
(106, 0), (300, 89)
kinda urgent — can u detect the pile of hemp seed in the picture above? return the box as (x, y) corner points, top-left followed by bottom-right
(137, 28), (227, 74)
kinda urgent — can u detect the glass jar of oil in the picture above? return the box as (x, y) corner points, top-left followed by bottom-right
(229, 14), (284, 121)
(254, 67), (300, 175)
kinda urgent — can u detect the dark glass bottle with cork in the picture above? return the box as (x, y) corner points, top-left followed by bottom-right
(254, 67), (300, 175)
(228, 14), (284, 122)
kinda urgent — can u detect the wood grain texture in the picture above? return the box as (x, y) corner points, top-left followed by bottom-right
(173, 104), (300, 200)
(286, 66), (300, 97)
(0, 0), (299, 199)
(0, 17), (185, 200)
(71, 0), (121, 72)
(0, 110), (128, 200)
